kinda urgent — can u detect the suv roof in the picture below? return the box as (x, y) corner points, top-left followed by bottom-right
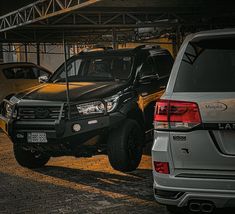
(78, 45), (169, 57)
(184, 28), (235, 43)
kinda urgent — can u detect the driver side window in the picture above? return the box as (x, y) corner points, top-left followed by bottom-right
(59, 59), (82, 79)
(139, 57), (155, 78)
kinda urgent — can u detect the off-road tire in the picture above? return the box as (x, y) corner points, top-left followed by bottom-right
(14, 144), (50, 169)
(107, 119), (144, 172)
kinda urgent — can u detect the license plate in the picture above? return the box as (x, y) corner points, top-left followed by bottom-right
(27, 132), (47, 143)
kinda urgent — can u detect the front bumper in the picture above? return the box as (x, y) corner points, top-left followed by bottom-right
(0, 115), (11, 134)
(0, 109), (125, 149)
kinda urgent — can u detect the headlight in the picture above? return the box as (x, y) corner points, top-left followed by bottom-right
(5, 103), (13, 117)
(5, 103), (17, 118)
(104, 94), (120, 113)
(76, 94), (121, 115)
(9, 96), (20, 104)
(77, 101), (105, 115)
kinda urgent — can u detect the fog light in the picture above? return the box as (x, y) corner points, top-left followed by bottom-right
(73, 124), (81, 132)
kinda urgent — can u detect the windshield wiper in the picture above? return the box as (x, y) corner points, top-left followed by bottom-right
(53, 78), (65, 83)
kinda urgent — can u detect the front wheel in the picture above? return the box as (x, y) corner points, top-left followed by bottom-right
(107, 119), (144, 172)
(13, 145), (50, 169)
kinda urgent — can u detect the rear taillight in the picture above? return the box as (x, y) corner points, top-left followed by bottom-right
(154, 161), (170, 174)
(154, 99), (202, 130)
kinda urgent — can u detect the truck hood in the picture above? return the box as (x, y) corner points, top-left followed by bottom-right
(17, 81), (128, 102)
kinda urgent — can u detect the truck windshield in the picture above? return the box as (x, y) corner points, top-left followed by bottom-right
(174, 37), (235, 92)
(50, 55), (133, 82)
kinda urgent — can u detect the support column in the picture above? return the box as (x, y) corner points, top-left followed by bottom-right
(112, 28), (118, 50)
(36, 43), (40, 65)
(24, 44), (28, 62)
(0, 43), (3, 63)
(173, 25), (182, 58)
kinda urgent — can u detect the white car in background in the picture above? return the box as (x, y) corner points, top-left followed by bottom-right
(0, 62), (51, 101)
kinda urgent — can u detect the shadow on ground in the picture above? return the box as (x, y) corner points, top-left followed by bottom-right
(35, 166), (154, 202)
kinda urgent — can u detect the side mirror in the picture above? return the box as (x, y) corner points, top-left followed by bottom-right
(139, 74), (159, 84)
(38, 75), (48, 83)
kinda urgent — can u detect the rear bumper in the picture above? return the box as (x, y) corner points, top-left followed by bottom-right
(152, 130), (235, 208)
(153, 179), (235, 208)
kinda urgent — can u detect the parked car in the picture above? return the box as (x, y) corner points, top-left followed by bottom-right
(152, 29), (235, 213)
(0, 45), (173, 172)
(0, 62), (51, 101)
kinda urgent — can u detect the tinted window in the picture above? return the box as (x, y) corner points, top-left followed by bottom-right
(57, 59), (82, 79)
(3, 67), (36, 79)
(2, 68), (15, 79)
(51, 55), (133, 82)
(25, 67), (37, 79)
(3, 66), (49, 79)
(154, 54), (173, 77)
(35, 68), (50, 77)
(139, 57), (155, 77)
(174, 39), (235, 92)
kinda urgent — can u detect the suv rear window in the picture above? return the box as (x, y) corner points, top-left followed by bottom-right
(174, 37), (235, 92)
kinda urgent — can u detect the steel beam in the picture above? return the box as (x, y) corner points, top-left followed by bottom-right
(24, 11), (179, 28)
(0, 0), (103, 32)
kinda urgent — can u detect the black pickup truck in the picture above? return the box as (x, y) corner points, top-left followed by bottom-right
(0, 45), (173, 172)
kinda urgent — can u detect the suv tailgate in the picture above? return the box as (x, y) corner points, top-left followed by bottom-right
(170, 93), (235, 171)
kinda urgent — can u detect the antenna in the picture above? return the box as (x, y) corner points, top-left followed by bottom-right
(63, 33), (71, 120)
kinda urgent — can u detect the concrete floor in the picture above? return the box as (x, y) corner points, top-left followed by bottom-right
(0, 132), (167, 214)
(1, 132), (235, 214)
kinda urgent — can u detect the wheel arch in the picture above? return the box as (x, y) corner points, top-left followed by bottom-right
(119, 101), (145, 130)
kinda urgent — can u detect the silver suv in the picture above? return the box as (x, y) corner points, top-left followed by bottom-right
(152, 29), (235, 213)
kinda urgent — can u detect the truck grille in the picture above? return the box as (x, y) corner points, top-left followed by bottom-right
(18, 106), (65, 120)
